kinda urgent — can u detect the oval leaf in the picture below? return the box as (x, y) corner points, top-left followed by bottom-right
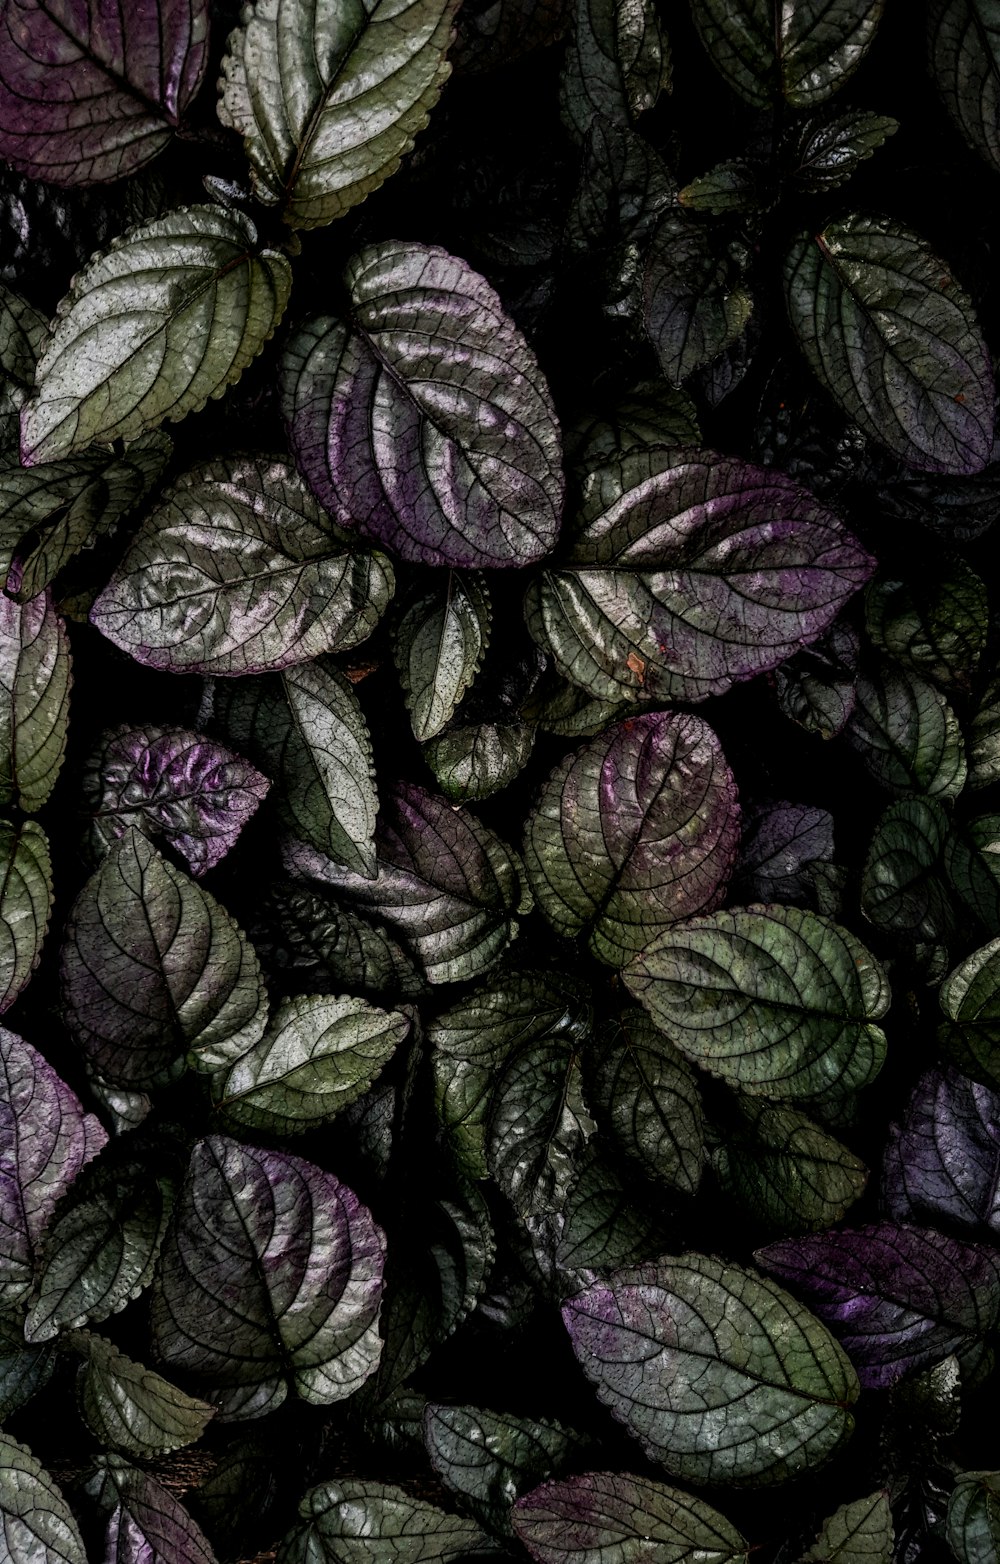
(277, 1480), (491, 1564)
(0, 818), (52, 1013)
(487, 1034), (595, 1219)
(395, 573), (491, 741)
(883, 1067), (1000, 1235)
(714, 1099), (868, 1234)
(690, 0), (885, 107)
(512, 1470), (748, 1564)
(589, 1009), (705, 1195)
(75, 1333), (214, 1460)
(844, 662), (967, 799)
(947, 1471), (1000, 1564)
(929, 0), (1000, 176)
(0, 1432), (86, 1564)
(0, 587), (71, 812)
(939, 936), (1000, 1087)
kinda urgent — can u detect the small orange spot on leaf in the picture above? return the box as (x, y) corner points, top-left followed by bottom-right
(626, 651), (646, 684)
(954, 392), (966, 404)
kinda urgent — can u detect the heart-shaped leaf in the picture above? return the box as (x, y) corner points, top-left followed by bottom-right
(929, 0), (1000, 176)
(589, 1009), (705, 1195)
(524, 711), (740, 966)
(281, 241), (564, 568)
(883, 1067), (1000, 1235)
(844, 663), (967, 798)
(74, 1333), (214, 1459)
(21, 207), (291, 464)
(395, 573), (491, 741)
(0, 1432), (86, 1564)
(277, 1480), (492, 1564)
(0, 818), (53, 1013)
(513, 1470), (748, 1564)
(690, 0), (885, 107)
(0, 587), (71, 812)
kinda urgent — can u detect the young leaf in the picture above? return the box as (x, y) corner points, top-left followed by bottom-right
(0, 587), (71, 812)
(690, 0), (885, 107)
(844, 663), (967, 799)
(524, 711), (740, 965)
(589, 1009), (705, 1195)
(757, 1222), (1000, 1387)
(946, 1471), (1000, 1564)
(84, 725), (270, 875)
(277, 1480), (491, 1564)
(281, 242), (564, 568)
(426, 720), (535, 803)
(513, 1470), (748, 1564)
(732, 802), (835, 906)
(75, 1333), (215, 1459)
(563, 1254), (859, 1485)
(251, 881), (425, 1001)
(0, 1432), (87, 1564)
(21, 207), (291, 463)
(525, 446), (874, 704)
(626, 906), (890, 1101)
(0, 0), (209, 185)
(487, 1033), (595, 1218)
(559, 0), (668, 144)
(883, 1067), (1000, 1235)
(150, 1136), (385, 1413)
(798, 1492), (893, 1563)
(91, 457), (394, 676)
(395, 573), (491, 741)
(939, 936), (1000, 1087)
(865, 556), (987, 689)
(423, 1403), (580, 1537)
(218, 0), (459, 230)
(679, 161), (762, 215)
(0, 818), (53, 1013)
(643, 216), (753, 385)
(929, 0), (1000, 176)
(60, 829), (268, 1086)
(98, 1464), (219, 1564)
(785, 215), (994, 474)
(714, 1099), (868, 1234)
(214, 992), (409, 1135)
(792, 112), (899, 193)
(1, 1028), (106, 1310)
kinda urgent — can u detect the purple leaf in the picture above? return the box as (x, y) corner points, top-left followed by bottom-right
(756, 1222), (1000, 1387)
(101, 1465), (217, 1564)
(512, 1471), (748, 1564)
(0, 1027), (106, 1309)
(732, 801), (835, 905)
(84, 725), (270, 875)
(883, 1068), (1000, 1235)
(0, 0), (210, 187)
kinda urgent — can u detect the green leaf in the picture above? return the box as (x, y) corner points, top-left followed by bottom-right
(524, 711), (739, 966)
(563, 1254), (859, 1485)
(844, 663), (967, 799)
(74, 1332), (214, 1459)
(0, 284), (47, 456)
(643, 216), (752, 385)
(0, 1433), (87, 1564)
(861, 797), (957, 945)
(251, 881), (425, 1001)
(560, 0), (668, 142)
(589, 1009), (704, 1195)
(215, 993), (409, 1135)
(0, 818), (52, 1013)
(423, 1403), (580, 1538)
(714, 1099), (868, 1235)
(690, 0), (884, 106)
(570, 381), (700, 467)
(798, 1491), (893, 1564)
(626, 905), (890, 1101)
(20, 206), (291, 463)
(556, 1146), (671, 1271)
(866, 556), (987, 689)
(774, 622), (860, 741)
(60, 829), (268, 1087)
(791, 112), (899, 193)
(91, 458), (394, 676)
(0, 1312), (54, 1420)
(678, 160), (761, 214)
(426, 720), (535, 803)
(218, 0), (459, 230)
(939, 937), (1000, 1087)
(395, 573), (491, 742)
(946, 1471), (1000, 1564)
(929, 0), (1000, 177)
(0, 588), (70, 812)
(944, 814), (1000, 933)
(487, 1033), (596, 1218)
(277, 1481), (492, 1564)
(785, 214), (994, 474)
(969, 675), (1000, 790)
(512, 1470), (748, 1564)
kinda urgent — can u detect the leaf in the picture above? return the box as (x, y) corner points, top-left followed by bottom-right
(944, 813), (1000, 933)
(643, 216), (753, 385)
(0, 0), (208, 186)
(556, 1146), (670, 1271)
(426, 720), (535, 803)
(785, 214), (994, 474)
(883, 1067), (1000, 1237)
(60, 829), (268, 1086)
(250, 881), (425, 1001)
(798, 1492), (894, 1564)
(732, 802), (835, 906)
(969, 675), (1000, 790)
(929, 0), (1000, 176)
(774, 620), (860, 740)
(75, 1333), (214, 1459)
(0, 1432), (86, 1564)
(423, 1404), (580, 1538)
(20, 207), (291, 464)
(792, 112), (899, 193)
(843, 663), (967, 799)
(150, 1136), (385, 1414)
(589, 1009), (704, 1195)
(570, 381), (700, 467)
(714, 1099), (868, 1234)
(861, 798), (957, 945)
(218, 0), (459, 230)
(282, 782), (528, 984)
(487, 1033), (595, 1218)
(98, 1464), (219, 1564)
(91, 456), (394, 676)
(563, 1254), (859, 1485)
(84, 725), (270, 876)
(678, 161), (762, 215)
(0, 1310), (54, 1420)
(281, 241), (564, 568)
(25, 1150), (174, 1342)
(625, 905), (890, 1101)
(939, 937), (1000, 1088)
(0, 1027), (106, 1310)
(0, 284), (47, 457)
(756, 1222), (1000, 1388)
(690, 0), (885, 107)
(512, 1470), (748, 1564)
(524, 711), (740, 966)
(277, 1480), (491, 1564)
(865, 555), (987, 689)
(0, 587), (71, 812)
(215, 993), (409, 1135)
(566, 122), (677, 260)
(0, 818), (52, 1014)
(559, 0), (668, 143)
(946, 1471), (1000, 1564)
(395, 573), (491, 742)
(525, 446), (874, 704)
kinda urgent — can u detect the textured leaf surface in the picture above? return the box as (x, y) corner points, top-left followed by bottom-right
(277, 1480), (491, 1564)
(714, 1100), (867, 1234)
(690, 0), (885, 106)
(525, 711), (740, 965)
(590, 1009), (704, 1194)
(844, 663), (967, 799)
(395, 573), (491, 741)
(0, 588), (71, 812)
(792, 112), (899, 193)
(219, 0), (459, 229)
(560, 0), (667, 143)
(929, 0), (1000, 175)
(283, 782), (527, 984)
(865, 556), (987, 688)
(969, 677), (1000, 790)
(785, 215), (994, 474)
(0, 1432), (86, 1564)
(21, 207), (291, 463)
(426, 720), (535, 803)
(732, 802), (834, 906)
(944, 813), (1000, 933)
(487, 1033), (595, 1218)
(0, 1028), (106, 1310)
(946, 1471), (1000, 1564)
(282, 241), (564, 568)
(556, 1146), (670, 1271)
(799, 1492), (893, 1563)
(99, 1465), (219, 1564)
(91, 457), (394, 676)
(515, 1473), (746, 1564)
(424, 1404), (578, 1538)
(626, 906), (889, 1100)
(939, 937), (1000, 1088)
(251, 882), (424, 1001)
(525, 446), (873, 704)
(0, 818), (52, 1014)
(76, 1333), (214, 1459)
(61, 829), (268, 1086)
(861, 798), (956, 945)
(0, 1312), (53, 1420)
(151, 1136), (385, 1413)
(643, 217), (752, 386)
(883, 1067), (1000, 1234)
(757, 1222), (1000, 1388)
(563, 1254), (859, 1485)
(0, 284), (47, 455)
(84, 725), (269, 875)
(774, 621), (860, 740)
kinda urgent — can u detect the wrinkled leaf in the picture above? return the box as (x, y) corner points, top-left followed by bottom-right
(277, 1480), (491, 1564)
(395, 573), (491, 741)
(865, 556), (987, 689)
(513, 1470), (747, 1564)
(0, 1311), (53, 1420)
(714, 1099), (868, 1234)
(690, 0), (885, 106)
(774, 620), (860, 740)
(75, 1332), (214, 1459)
(0, 1432), (86, 1564)
(946, 1471), (1000, 1564)
(792, 112), (899, 193)
(424, 1403), (580, 1538)
(944, 813), (1000, 933)
(426, 720), (535, 803)
(0, 284), (47, 454)
(939, 936), (1000, 1088)
(844, 662), (967, 798)
(251, 881), (425, 1001)
(98, 1463), (219, 1564)
(798, 1492), (893, 1563)
(0, 818), (52, 1014)
(732, 802), (835, 906)
(643, 216), (752, 385)
(589, 1009), (704, 1195)
(487, 1031), (595, 1218)
(969, 675), (1000, 790)
(929, 0), (1000, 176)
(0, 587), (71, 812)
(560, 0), (668, 143)
(883, 1067), (1000, 1236)
(556, 1146), (670, 1270)
(861, 797), (957, 945)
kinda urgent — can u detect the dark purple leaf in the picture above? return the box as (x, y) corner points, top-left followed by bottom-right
(756, 1222), (1000, 1387)
(732, 801), (835, 905)
(0, 0), (209, 187)
(100, 1463), (217, 1564)
(883, 1068), (1000, 1235)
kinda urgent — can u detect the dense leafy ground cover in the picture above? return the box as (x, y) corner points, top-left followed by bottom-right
(1, 1), (1000, 1562)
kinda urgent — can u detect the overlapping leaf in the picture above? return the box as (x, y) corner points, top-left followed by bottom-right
(844, 663), (967, 798)
(929, 0), (1000, 175)
(589, 1009), (704, 1194)
(861, 798), (956, 946)
(883, 1067), (1000, 1235)
(395, 573), (491, 741)
(946, 1471), (1000, 1564)
(0, 587), (70, 812)
(559, 0), (668, 143)
(792, 112), (899, 193)
(251, 881), (425, 1001)
(866, 556), (987, 689)
(277, 1480), (491, 1564)
(0, 1433), (86, 1564)
(0, 284), (47, 455)
(732, 802), (834, 906)
(513, 1471), (748, 1564)
(487, 1032), (595, 1217)
(97, 1463), (219, 1564)
(427, 719), (535, 803)
(643, 218), (752, 386)
(690, 0), (885, 107)
(424, 1404), (580, 1537)
(0, 818), (52, 1013)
